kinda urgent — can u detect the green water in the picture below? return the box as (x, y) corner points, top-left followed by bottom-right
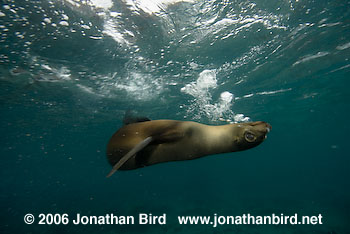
(1, 0), (349, 233)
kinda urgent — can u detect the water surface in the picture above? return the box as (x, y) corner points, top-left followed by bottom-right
(1, 0), (349, 233)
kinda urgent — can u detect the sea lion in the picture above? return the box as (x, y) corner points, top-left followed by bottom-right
(106, 119), (271, 177)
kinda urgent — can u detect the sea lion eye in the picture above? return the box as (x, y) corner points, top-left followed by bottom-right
(245, 132), (256, 142)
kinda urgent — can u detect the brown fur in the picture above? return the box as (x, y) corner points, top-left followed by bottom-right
(106, 120), (271, 170)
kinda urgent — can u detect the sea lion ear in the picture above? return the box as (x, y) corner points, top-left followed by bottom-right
(123, 110), (151, 125)
(106, 137), (153, 178)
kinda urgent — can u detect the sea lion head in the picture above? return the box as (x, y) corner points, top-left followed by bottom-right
(233, 121), (271, 151)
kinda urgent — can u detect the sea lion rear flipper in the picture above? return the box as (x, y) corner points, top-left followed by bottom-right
(123, 110), (151, 125)
(106, 137), (153, 178)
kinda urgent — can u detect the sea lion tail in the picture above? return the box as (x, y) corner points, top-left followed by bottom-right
(106, 137), (153, 178)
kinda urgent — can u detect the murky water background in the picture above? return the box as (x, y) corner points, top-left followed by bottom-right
(1, 0), (349, 233)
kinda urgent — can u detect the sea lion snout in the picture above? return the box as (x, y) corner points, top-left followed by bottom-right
(236, 121), (271, 146)
(250, 121), (271, 129)
(247, 121), (271, 133)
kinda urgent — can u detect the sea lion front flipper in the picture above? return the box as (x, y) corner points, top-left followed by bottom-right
(106, 137), (153, 178)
